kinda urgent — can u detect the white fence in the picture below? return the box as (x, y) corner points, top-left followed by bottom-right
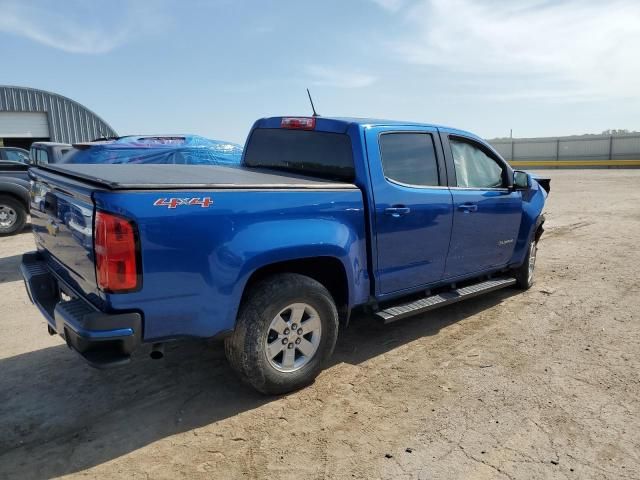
(489, 134), (640, 167)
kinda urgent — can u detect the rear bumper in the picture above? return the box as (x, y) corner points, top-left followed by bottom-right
(21, 251), (142, 368)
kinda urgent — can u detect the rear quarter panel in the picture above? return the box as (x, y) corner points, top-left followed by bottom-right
(95, 188), (368, 341)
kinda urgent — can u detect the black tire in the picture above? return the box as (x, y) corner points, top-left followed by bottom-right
(225, 273), (339, 395)
(514, 238), (537, 289)
(0, 195), (27, 236)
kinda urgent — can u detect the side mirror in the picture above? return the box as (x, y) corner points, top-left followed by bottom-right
(513, 170), (530, 190)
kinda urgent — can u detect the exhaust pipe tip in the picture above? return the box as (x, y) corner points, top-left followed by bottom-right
(150, 343), (164, 360)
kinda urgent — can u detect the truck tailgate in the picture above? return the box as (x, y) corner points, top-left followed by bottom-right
(29, 168), (101, 303)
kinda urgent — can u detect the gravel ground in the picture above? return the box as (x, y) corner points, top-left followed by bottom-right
(0, 170), (638, 480)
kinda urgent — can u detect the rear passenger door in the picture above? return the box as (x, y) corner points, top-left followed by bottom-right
(441, 133), (522, 278)
(365, 127), (454, 296)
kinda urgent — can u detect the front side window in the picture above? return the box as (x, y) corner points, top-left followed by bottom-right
(450, 138), (504, 188)
(379, 133), (440, 187)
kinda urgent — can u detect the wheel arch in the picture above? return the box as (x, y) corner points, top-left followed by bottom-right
(534, 213), (545, 243)
(241, 256), (351, 325)
(510, 183), (547, 268)
(0, 181), (30, 211)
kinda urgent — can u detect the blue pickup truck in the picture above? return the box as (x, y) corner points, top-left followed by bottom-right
(21, 116), (549, 394)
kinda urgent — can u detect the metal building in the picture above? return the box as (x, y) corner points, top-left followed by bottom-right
(0, 85), (117, 149)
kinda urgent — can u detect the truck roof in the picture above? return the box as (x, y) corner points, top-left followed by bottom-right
(255, 116), (483, 142)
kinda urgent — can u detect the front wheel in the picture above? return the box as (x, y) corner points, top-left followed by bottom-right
(225, 273), (339, 395)
(0, 196), (27, 236)
(514, 239), (537, 289)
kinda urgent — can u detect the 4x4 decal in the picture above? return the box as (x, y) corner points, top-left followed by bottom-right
(153, 197), (213, 209)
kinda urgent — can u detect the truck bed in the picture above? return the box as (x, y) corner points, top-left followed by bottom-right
(41, 164), (357, 190)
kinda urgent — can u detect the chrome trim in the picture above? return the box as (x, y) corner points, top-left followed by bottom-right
(384, 177), (448, 190)
(449, 187), (511, 192)
(378, 181), (514, 192)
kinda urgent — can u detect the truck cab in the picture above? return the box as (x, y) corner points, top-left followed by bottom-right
(246, 117), (546, 301)
(29, 142), (72, 166)
(21, 116), (548, 394)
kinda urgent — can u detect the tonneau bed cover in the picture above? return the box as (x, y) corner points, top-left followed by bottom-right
(39, 164), (357, 190)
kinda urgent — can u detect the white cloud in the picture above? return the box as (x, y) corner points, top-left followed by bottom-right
(389, 0), (640, 99)
(0, 1), (163, 54)
(306, 65), (377, 89)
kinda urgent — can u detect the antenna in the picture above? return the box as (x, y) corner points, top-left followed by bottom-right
(306, 88), (319, 117)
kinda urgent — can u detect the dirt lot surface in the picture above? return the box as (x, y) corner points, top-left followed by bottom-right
(0, 170), (639, 480)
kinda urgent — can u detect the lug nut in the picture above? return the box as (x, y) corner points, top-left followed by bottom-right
(284, 328), (290, 335)
(297, 328), (303, 335)
(295, 338), (301, 345)
(288, 343), (294, 349)
(282, 338), (288, 344)
(291, 324), (298, 330)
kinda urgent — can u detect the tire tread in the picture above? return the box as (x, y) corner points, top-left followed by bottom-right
(225, 273), (339, 394)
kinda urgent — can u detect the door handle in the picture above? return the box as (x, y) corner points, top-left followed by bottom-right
(385, 206), (411, 217)
(458, 203), (478, 213)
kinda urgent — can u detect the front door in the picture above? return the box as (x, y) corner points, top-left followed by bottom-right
(442, 134), (522, 279)
(365, 127), (454, 296)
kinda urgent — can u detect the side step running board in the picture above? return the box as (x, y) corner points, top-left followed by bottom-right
(375, 277), (516, 324)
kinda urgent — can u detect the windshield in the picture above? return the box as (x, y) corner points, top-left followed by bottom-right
(3, 148), (30, 164)
(61, 143), (243, 166)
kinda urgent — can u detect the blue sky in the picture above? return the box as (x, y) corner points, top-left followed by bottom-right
(1, 0), (639, 144)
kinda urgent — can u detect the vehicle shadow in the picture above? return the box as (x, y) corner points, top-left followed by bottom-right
(0, 289), (517, 479)
(0, 254), (23, 284)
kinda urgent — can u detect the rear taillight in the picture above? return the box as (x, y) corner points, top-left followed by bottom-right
(281, 117), (316, 130)
(94, 211), (140, 293)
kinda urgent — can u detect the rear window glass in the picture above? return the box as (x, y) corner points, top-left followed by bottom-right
(243, 128), (354, 181)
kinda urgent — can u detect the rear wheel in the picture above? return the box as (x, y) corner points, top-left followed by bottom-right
(0, 196), (26, 236)
(514, 239), (537, 289)
(225, 273), (339, 394)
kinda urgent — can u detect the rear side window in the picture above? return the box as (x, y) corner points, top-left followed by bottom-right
(244, 129), (354, 181)
(450, 138), (504, 188)
(379, 133), (440, 187)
